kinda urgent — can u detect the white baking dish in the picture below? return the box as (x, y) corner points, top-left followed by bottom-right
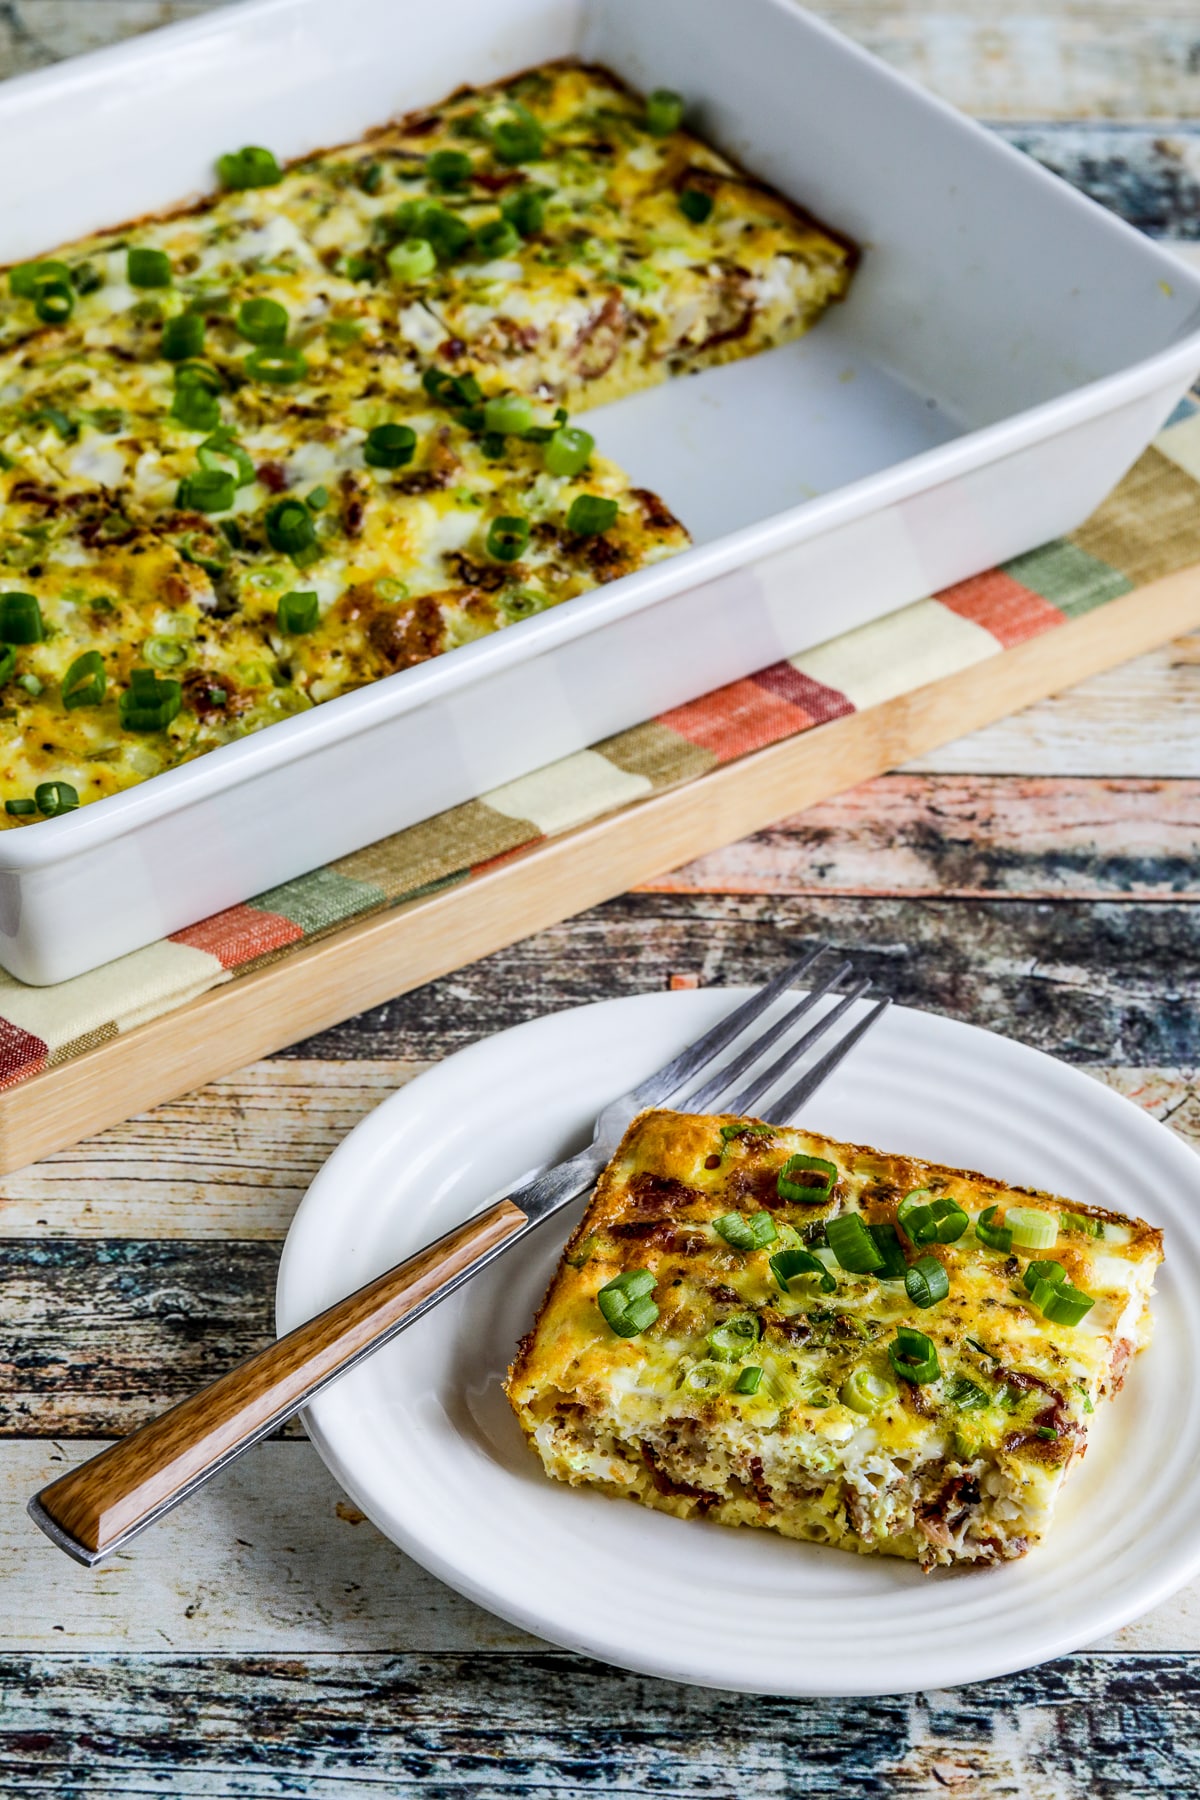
(3, 0), (1199, 984)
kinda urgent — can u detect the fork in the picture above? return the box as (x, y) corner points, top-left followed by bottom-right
(28, 945), (890, 1568)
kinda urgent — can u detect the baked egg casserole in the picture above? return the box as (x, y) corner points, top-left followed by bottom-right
(506, 1109), (1162, 1570)
(0, 64), (853, 825)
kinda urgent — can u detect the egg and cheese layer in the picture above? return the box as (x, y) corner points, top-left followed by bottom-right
(506, 1110), (1162, 1570)
(0, 63), (852, 824)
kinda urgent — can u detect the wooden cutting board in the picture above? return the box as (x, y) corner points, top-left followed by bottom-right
(5, 561), (1200, 1175)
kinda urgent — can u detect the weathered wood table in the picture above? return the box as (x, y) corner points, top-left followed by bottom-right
(3, 5), (1200, 1792)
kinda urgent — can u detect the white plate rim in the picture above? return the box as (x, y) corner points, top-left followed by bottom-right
(277, 991), (1200, 1696)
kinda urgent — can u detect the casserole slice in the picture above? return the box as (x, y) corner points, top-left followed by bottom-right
(506, 1109), (1162, 1569)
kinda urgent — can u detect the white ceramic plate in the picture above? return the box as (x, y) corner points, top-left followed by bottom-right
(276, 991), (1200, 1696)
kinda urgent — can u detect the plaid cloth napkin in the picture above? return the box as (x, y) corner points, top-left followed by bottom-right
(4, 392), (1200, 1092)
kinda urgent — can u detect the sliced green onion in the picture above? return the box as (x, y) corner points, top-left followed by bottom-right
(486, 515), (530, 563)
(198, 429), (255, 489)
(0, 592), (43, 644)
(475, 217), (521, 261)
(265, 498), (316, 558)
(707, 1315), (760, 1362)
(237, 297), (289, 346)
(975, 1204), (1012, 1253)
(62, 650), (106, 710)
(1037, 1281), (1096, 1327)
(502, 186), (546, 237)
(889, 1326), (940, 1385)
(245, 346), (307, 385)
(33, 279), (73, 324)
(841, 1366), (897, 1415)
(484, 395), (535, 437)
(776, 1152), (837, 1203)
(387, 239), (437, 283)
(277, 589), (320, 635)
(544, 424), (594, 478)
(175, 358), (224, 393)
(712, 1210), (776, 1252)
(363, 423), (417, 470)
(177, 469), (236, 513)
(5, 798), (35, 816)
(904, 1253), (949, 1310)
(867, 1222), (908, 1280)
(734, 1365), (763, 1395)
(162, 313), (205, 361)
(1007, 1207), (1058, 1251)
(357, 161), (384, 195)
(16, 673), (42, 696)
(646, 88), (686, 136)
(491, 114), (544, 165)
(171, 382), (221, 432)
(719, 1122), (774, 1143)
(71, 260), (102, 296)
(0, 646), (13, 686)
(1061, 1211), (1102, 1238)
(143, 635), (189, 670)
(898, 1191), (968, 1246)
(1023, 1259), (1066, 1296)
(119, 668), (182, 732)
(427, 149), (473, 190)
(127, 247), (172, 289)
(306, 486), (329, 512)
(217, 145), (282, 190)
(10, 259), (71, 298)
(34, 780), (78, 817)
(825, 1213), (885, 1274)
(679, 186), (714, 224)
(566, 493), (618, 536)
(770, 1246), (836, 1296)
(682, 1359), (728, 1395)
(423, 366), (482, 407)
(946, 1374), (990, 1412)
(597, 1267), (659, 1337)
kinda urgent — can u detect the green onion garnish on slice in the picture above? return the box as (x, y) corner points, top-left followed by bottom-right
(71, 260), (102, 296)
(16, 673), (41, 696)
(712, 1210), (776, 1252)
(826, 1213), (885, 1274)
(5, 798), (36, 816)
(427, 149), (473, 190)
(486, 515), (530, 563)
(1061, 1210), (1101, 1238)
(34, 780), (79, 817)
(474, 218), (521, 262)
(679, 187), (714, 224)
(1006, 1207), (1058, 1251)
(1036, 1426), (1059, 1441)
(171, 382), (221, 432)
(734, 1365), (763, 1395)
(0, 646), (14, 686)
(198, 429), (255, 489)
(720, 1122), (774, 1142)
(888, 1325), (940, 1385)
(904, 1253), (949, 1309)
(363, 423), (417, 470)
(502, 186), (546, 237)
(119, 668), (183, 733)
(306, 486), (329, 512)
(217, 145), (282, 190)
(491, 115), (544, 165)
(707, 1315), (760, 1362)
(683, 1360), (728, 1395)
(0, 592), (44, 644)
(1022, 1259), (1066, 1296)
(945, 1374), (990, 1412)
(566, 493), (619, 536)
(840, 1366), (897, 1415)
(422, 367), (482, 407)
(387, 239), (438, 283)
(975, 1204), (1012, 1253)
(776, 1152), (837, 1203)
(277, 590), (320, 635)
(33, 279), (73, 325)
(597, 1267), (659, 1337)
(544, 425), (594, 478)
(770, 1246), (836, 1295)
(898, 1191), (968, 1246)
(162, 313), (205, 362)
(62, 650), (106, 710)
(867, 1221), (908, 1280)
(245, 346), (307, 385)
(265, 498), (317, 558)
(127, 247), (172, 289)
(10, 259), (71, 298)
(237, 297), (289, 346)
(646, 88), (686, 136)
(143, 635), (189, 671)
(357, 161), (384, 195)
(177, 469), (236, 514)
(484, 395), (534, 437)
(1036, 1281), (1095, 1326)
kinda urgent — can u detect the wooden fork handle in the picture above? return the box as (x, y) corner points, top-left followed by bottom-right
(29, 1198), (529, 1565)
